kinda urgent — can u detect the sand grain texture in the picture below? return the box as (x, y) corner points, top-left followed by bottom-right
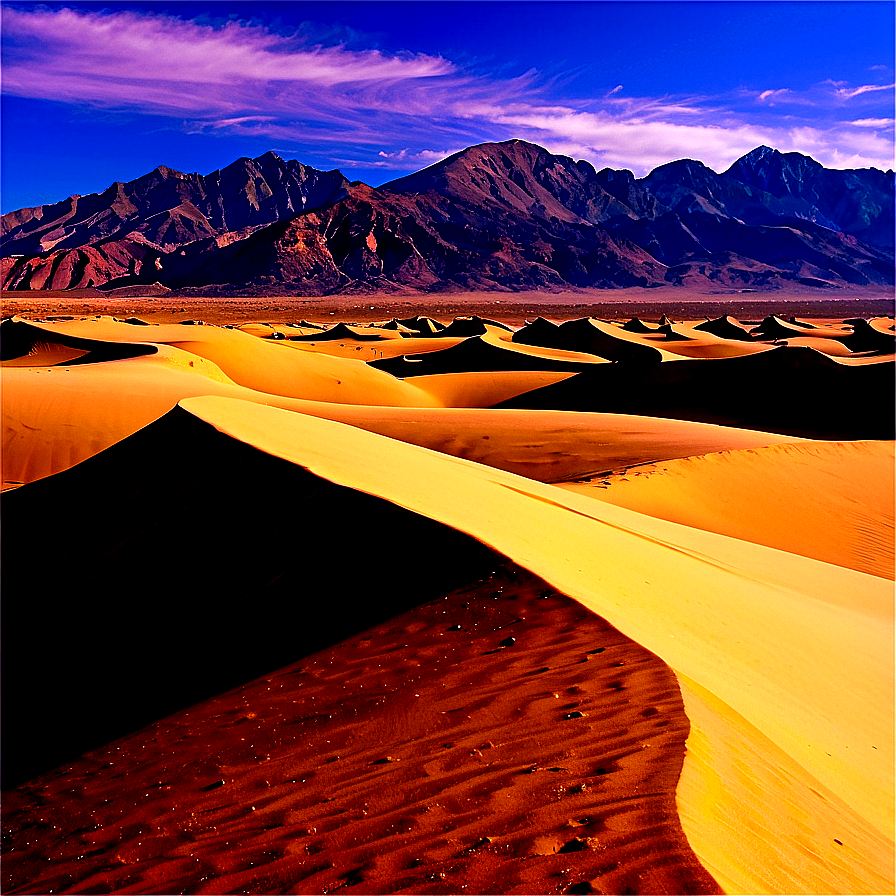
(2, 564), (719, 896)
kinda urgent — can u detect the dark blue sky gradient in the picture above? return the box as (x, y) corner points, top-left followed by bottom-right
(2, 1), (893, 212)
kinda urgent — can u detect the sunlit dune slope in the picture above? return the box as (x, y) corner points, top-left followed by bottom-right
(1, 317), (437, 407)
(183, 397), (896, 894)
(557, 440), (895, 579)
(277, 333), (469, 360)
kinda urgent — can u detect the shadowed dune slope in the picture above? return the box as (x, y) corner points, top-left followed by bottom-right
(369, 331), (607, 377)
(558, 440), (895, 579)
(512, 317), (665, 364)
(285, 321), (400, 341)
(837, 317), (896, 353)
(500, 346), (895, 439)
(510, 317), (775, 361)
(0, 406), (495, 786)
(692, 316), (755, 341)
(1, 562), (720, 896)
(0, 318), (157, 366)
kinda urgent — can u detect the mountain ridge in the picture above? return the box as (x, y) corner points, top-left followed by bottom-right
(2, 141), (893, 293)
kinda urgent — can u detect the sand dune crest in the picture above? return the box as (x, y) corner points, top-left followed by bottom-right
(175, 397), (893, 850)
(558, 439), (896, 579)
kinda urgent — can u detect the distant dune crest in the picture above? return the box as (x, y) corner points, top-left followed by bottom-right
(1, 140), (894, 293)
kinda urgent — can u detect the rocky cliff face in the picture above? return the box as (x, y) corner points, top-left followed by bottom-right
(1, 153), (349, 290)
(725, 145), (895, 248)
(2, 141), (893, 293)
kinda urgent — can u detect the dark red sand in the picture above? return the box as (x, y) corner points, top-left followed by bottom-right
(2, 565), (719, 895)
(2, 285), (892, 327)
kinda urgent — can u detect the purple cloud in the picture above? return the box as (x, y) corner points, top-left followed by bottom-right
(1, 5), (893, 176)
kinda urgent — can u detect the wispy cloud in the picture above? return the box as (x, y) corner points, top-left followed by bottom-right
(758, 88), (791, 104)
(851, 118), (895, 129)
(377, 148), (462, 165)
(1, 5), (893, 177)
(0, 6), (454, 113)
(832, 82), (895, 100)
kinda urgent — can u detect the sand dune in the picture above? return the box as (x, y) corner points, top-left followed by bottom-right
(3, 395), (891, 892)
(692, 315), (755, 341)
(174, 398), (893, 839)
(557, 440), (895, 579)
(503, 344), (894, 439)
(2, 317), (438, 407)
(749, 315), (843, 339)
(513, 316), (670, 363)
(0, 317), (157, 366)
(838, 317), (896, 353)
(511, 313), (894, 361)
(279, 333), (469, 361)
(4, 316), (803, 487)
(2, 352), (793, 487)
(772, 335), (863, 355)
(371, 328), (611, 377)
(2, 310), (893, 894)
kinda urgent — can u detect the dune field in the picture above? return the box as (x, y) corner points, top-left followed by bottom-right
(1, 300), (893, 895)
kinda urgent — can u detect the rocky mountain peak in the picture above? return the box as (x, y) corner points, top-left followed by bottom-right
(737, 145), (778, 165)
(726, 146), (823, 194)
(643, 158), (717, 185)
(1, 141), (892, 292)
(380, 139), (637, 229)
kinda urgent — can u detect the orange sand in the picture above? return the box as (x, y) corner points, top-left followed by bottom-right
(557, 440), (895, 579)
(1, 305), (893, 895)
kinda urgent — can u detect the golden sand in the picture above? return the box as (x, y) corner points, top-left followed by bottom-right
(1, 307), (893, 894)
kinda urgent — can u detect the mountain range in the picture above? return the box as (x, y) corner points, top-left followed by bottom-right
(2, 140), (893, 293)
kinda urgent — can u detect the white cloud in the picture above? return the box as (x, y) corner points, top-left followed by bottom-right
(758, 88), (791, 103)
(850, 118), (895, 129)
(833, 82), (895, 100)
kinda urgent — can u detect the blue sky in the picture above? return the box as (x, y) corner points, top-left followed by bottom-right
(1, 1), (894, 212)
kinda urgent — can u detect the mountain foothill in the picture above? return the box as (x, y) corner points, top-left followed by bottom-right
(2, 140), (893, 294)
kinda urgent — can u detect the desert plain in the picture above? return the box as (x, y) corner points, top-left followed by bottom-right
(1, 285), (893, 895)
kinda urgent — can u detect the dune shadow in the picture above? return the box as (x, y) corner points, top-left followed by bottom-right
(0, 318), (157, 365)
(1, 407), (498, 787)
(499, 345), (895, 439)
